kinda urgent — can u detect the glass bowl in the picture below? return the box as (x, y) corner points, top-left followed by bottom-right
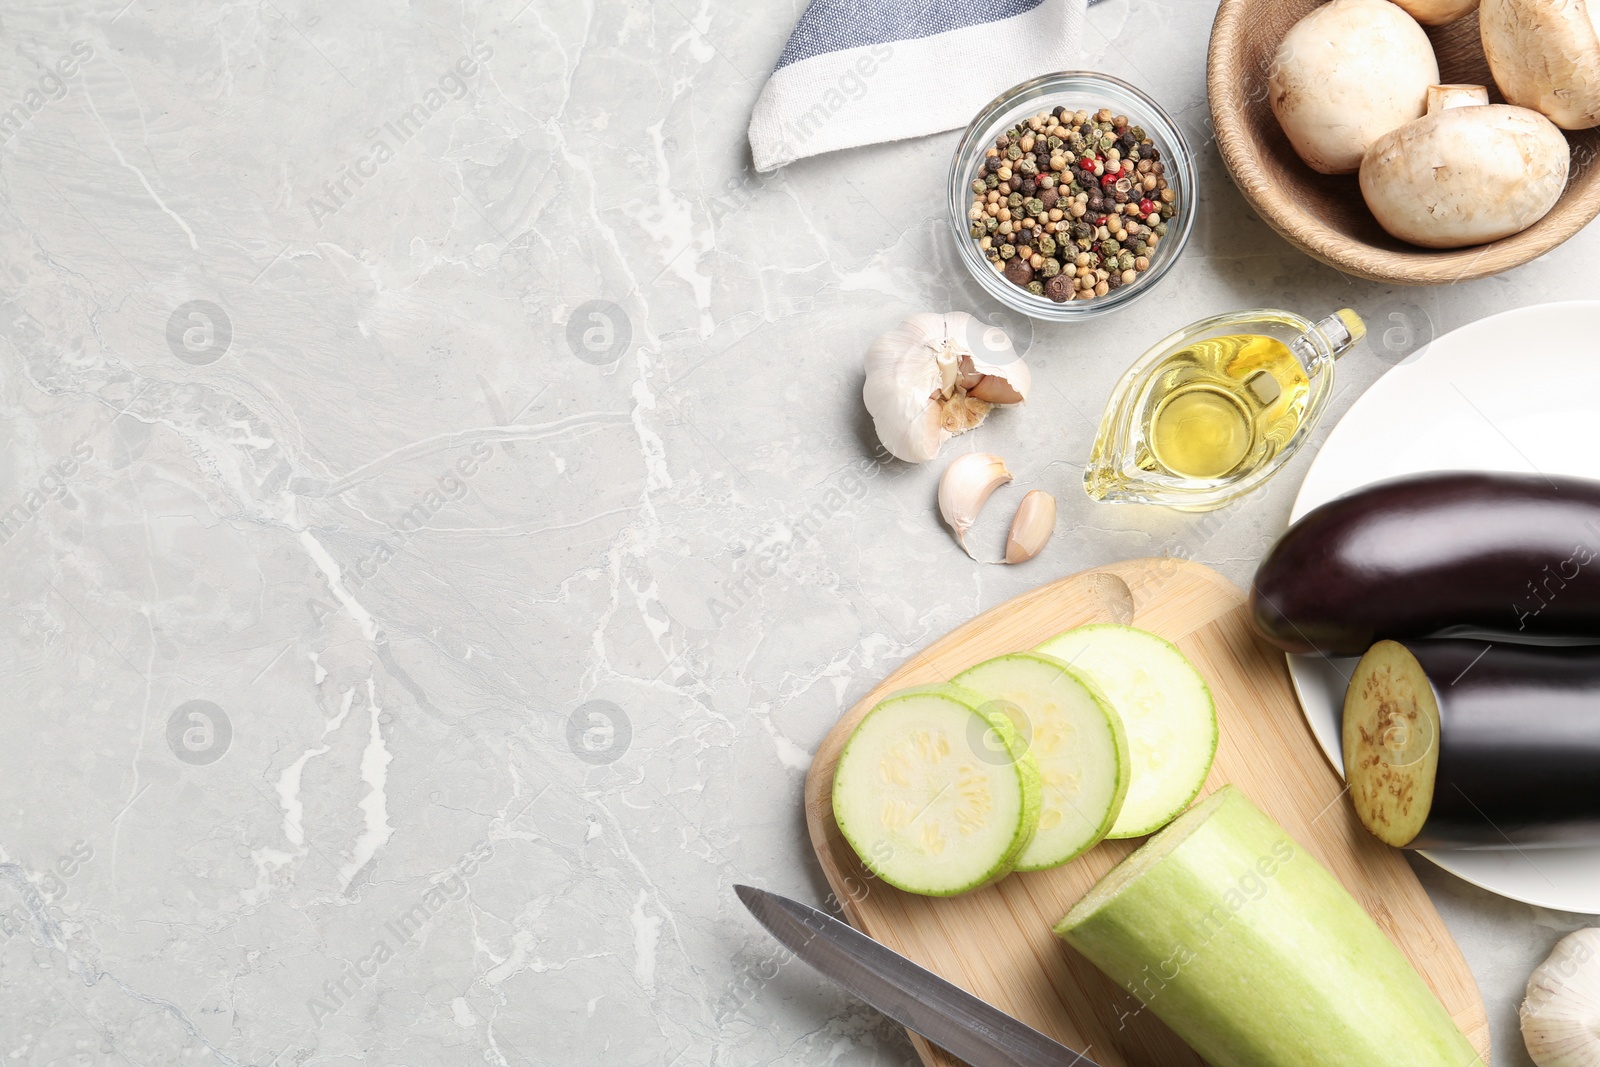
(947, 71), (1197, 322)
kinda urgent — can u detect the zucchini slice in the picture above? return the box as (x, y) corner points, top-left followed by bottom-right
(831, 683), (1041, 896)
(1035, 624), (1218, 838)
(952, 652), (1129, 870)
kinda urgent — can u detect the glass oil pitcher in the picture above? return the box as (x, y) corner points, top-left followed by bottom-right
(1085, 308), (1365, 511)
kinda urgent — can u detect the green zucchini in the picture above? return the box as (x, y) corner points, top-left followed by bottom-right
(952, 652), (1129, 870)
(1035, 624), (1217, 837)
(831, 683), (1041, 896)
(1055, 785), (1483, 1067)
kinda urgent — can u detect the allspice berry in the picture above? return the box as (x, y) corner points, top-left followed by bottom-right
(1044, 274), (1074, 302)
(1003, 257), (1034, 286)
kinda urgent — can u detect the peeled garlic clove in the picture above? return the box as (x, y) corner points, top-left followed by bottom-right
(1522, 928), (1600, 1067)
(1005, 490), (1056, 564)
(938, 452), (1012, 559)
(863, 312), (1030, 463)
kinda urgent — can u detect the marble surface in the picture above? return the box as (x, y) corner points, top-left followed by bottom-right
(1, 0), (1596, 1064)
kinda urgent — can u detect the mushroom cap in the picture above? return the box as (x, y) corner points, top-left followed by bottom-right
(1269, 0), (1441, 174)
(1392, 0), (1479, 26)
(1481, 0), (1600, 129)
(1359, 104), (1571, 247)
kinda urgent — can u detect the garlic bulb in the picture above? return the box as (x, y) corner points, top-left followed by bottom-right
(863, 313), (1031, 463)
(1005, 490), (1057, 564)
(938, 453), (1012, 559)
(1522, 928), (1600, 1067)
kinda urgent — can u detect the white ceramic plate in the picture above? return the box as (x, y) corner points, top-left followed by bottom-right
(1288, 300), (1600, 915)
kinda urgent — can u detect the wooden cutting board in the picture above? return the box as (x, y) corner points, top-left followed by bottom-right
(803, 558), (1491, 1067)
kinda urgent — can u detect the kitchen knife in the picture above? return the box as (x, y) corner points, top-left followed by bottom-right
(734, 884), (1103, 1067)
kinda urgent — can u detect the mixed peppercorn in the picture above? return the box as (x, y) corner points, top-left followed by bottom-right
(968, 106), (1178, 303)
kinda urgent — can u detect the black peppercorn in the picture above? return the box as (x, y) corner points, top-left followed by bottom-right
(1019, 178), (1037, 197)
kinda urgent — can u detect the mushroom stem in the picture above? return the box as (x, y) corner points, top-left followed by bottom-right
(1427, 83), (1491, 114)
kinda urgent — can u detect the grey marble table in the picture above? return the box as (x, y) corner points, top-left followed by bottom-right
(0, 1), (1593, 1064)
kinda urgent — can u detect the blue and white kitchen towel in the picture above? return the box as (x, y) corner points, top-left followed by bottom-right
(748, 0), (1090, 172)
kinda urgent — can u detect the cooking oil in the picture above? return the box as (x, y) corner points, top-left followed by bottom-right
(1086, 309), (1365, 510)
(1144, 333), (1309, 480)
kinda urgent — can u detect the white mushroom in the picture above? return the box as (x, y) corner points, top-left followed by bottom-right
(1392, 0), (1479, 26)
(1269, 0), (1441, 174)
(1359, 85), (1571, 248)
(1481, 0), (1600, 129)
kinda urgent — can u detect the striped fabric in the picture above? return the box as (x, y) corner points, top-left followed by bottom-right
(748, 0), (1090, 172)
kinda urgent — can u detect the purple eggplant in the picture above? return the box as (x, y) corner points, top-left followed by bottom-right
(1251, 471), (1600, 656)
(1345, 639), (1600, 849)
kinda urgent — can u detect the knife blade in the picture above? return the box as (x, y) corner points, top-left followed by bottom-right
(734, 884), (1103, 1067)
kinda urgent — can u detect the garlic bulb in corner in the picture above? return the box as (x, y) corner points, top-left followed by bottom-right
(1522, 928), (1600, 1067)
(863, 312), (1031, 463)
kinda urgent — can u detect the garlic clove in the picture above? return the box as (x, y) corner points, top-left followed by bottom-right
(938, 452), (1012, 559)
(969, 375), (1025, 404)
(1521, 928), (1600, 1067)
(1005, 490), (1057, 564)
(959, 317), (1031, 400)
(862, 312), (1030, 464)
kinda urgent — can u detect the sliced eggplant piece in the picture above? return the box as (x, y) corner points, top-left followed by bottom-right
(1252, 471), (1600, 655)
(1345, 639), (1600, 849)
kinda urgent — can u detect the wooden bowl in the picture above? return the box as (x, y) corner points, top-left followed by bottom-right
(1208, 2), (1600, 284)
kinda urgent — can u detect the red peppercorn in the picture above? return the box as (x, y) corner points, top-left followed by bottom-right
(1100, 174), (1116, 187)
(1095, 216), (1107, 225)
(1139, 198), (1156, 215)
